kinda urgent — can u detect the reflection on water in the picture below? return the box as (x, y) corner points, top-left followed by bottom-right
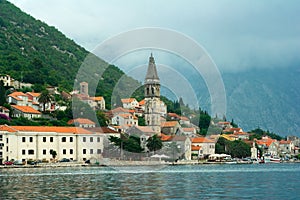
(0, 164), (300, 199)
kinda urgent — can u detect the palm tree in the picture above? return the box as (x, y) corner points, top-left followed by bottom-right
(38, 90), (53, 112)
(146, 134), (163, 154)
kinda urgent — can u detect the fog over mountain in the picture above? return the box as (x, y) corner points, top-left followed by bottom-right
(7, 0), (300, 136)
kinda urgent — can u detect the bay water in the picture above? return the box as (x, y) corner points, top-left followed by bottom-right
(1, 163), (299, 199)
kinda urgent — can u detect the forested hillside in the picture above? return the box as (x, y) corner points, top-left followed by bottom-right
(0, 0), (142, 108)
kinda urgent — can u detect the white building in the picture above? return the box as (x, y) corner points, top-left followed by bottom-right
(191, 137), (215, 158)
(0, 125), (108, 164)
(111, 113), (138, 126)
(121, 98), (139, 109)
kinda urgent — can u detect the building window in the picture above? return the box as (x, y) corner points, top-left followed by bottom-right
(97, 137), (100, 142)
(83, 149), (86, 154)
(0, 134), (3, 141)
(70, 149), (73, 154)
(29, 137), (33, 142)
(90, 137), (93, 142)
(22, 149), (26, 155)
(90, 149), (93, 154)
(22, 137), (26, 142)
(62, 137), (66, 142)
(83, 137), (86, 142)
(43, 149), (46, 155)
(97, 149), (101, 154)
(6, 138), (8, 143)
(50, 137), (53, 142)
(70, 137), (73, 142)
(43, 137), (46, 142)
(6, 146), (8, 152)
(63, 149), (66, 155)
(28, 150), (34, 155)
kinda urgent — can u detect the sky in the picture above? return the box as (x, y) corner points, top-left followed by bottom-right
(8, 0), (300, 72)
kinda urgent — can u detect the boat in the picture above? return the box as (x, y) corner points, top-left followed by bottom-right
(263, 154), (281, 163)
(269, 157), (281, 163)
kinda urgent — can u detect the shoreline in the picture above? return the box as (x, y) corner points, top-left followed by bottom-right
(1, 159), (300, 169)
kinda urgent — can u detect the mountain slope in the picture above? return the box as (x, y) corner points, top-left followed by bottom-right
(0, 0), (141, 108)
(223, 67), (300, 136)
(0, 0), (89, 89)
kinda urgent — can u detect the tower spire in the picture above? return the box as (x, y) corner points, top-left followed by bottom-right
(145, 53), (159, 83)
(144, 53), (161, 135)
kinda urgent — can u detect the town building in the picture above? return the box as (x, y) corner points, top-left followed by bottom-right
(68, 118), (96, 128)
(121, 98), (139, 109)
(0, 125), (111, 164)
(191, 137), (215, 158)
(73, 82), (106, 110)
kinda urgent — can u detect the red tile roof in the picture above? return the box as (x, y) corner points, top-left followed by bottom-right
(167, 112), (180, 118)
(121, 98), (137, 103)
(180, 116), (189, 121)
(11, 105), (41, 114)
(90, 96), (104, 101)
(85, 127), (119, 134)
(68, 118), (95, 125)
(139, 99), (145, 106)
(192, 137), (215, 143)
(279, 140), (292, 145)
(256, 138), (277, 147)
(192, 145), (202, 151)
(161, 121), (179, 127)
(111, 107), (130, 114)
(0, 125), (92, 134)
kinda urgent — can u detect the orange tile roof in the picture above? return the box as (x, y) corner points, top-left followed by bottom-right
(11, 105), (41, 114)
(118, 113), (135, 119)
(85, 127), (119, 134)
(218, 121), (231, 125)
(180, 116), (189, 121)
(135, 126), (156, 133)
(9, 91), (27, 97)
(90, 96), (104, 101)
(279, 140), (291, 144)
(192, 137), (215, 143)
(139, 99), (145, 105)
(161, 121), (179, 127)
(0, 125), (92, 134)
(168, 112), (180, 118)
(160, 133), (173, 141)
(256, 138), (277, 147)
(121, 98), (137, 103)
(0, 125), (18, 132)
(68, 118), (95, 125)
(8, 92), (25, 101)
(182, 127), (195, 132)
(191, 145), (202, 151)
(233, 132), (249, 135)
(111, 107), (130, 114)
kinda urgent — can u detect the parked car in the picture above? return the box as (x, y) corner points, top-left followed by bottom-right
(4, 161), (14, 165)
(13, 160), (24, 165)
(59, 158), (70, 162)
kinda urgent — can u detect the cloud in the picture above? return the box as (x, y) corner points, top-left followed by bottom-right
(8, 0), (300, 71)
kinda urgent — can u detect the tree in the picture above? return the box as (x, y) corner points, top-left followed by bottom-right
(146, 134), (163, 154)
(0, 80), (6, 106)
(226, 140), (251, 158)
(215, 137), (227, 154)
(38, 90), (53, 112)
(96, 110), (108, 126)
(50, 150), (57, 159)
(109, 134), (144, 154)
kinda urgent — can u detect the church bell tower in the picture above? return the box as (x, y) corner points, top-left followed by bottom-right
(144, 53), (161, 135)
